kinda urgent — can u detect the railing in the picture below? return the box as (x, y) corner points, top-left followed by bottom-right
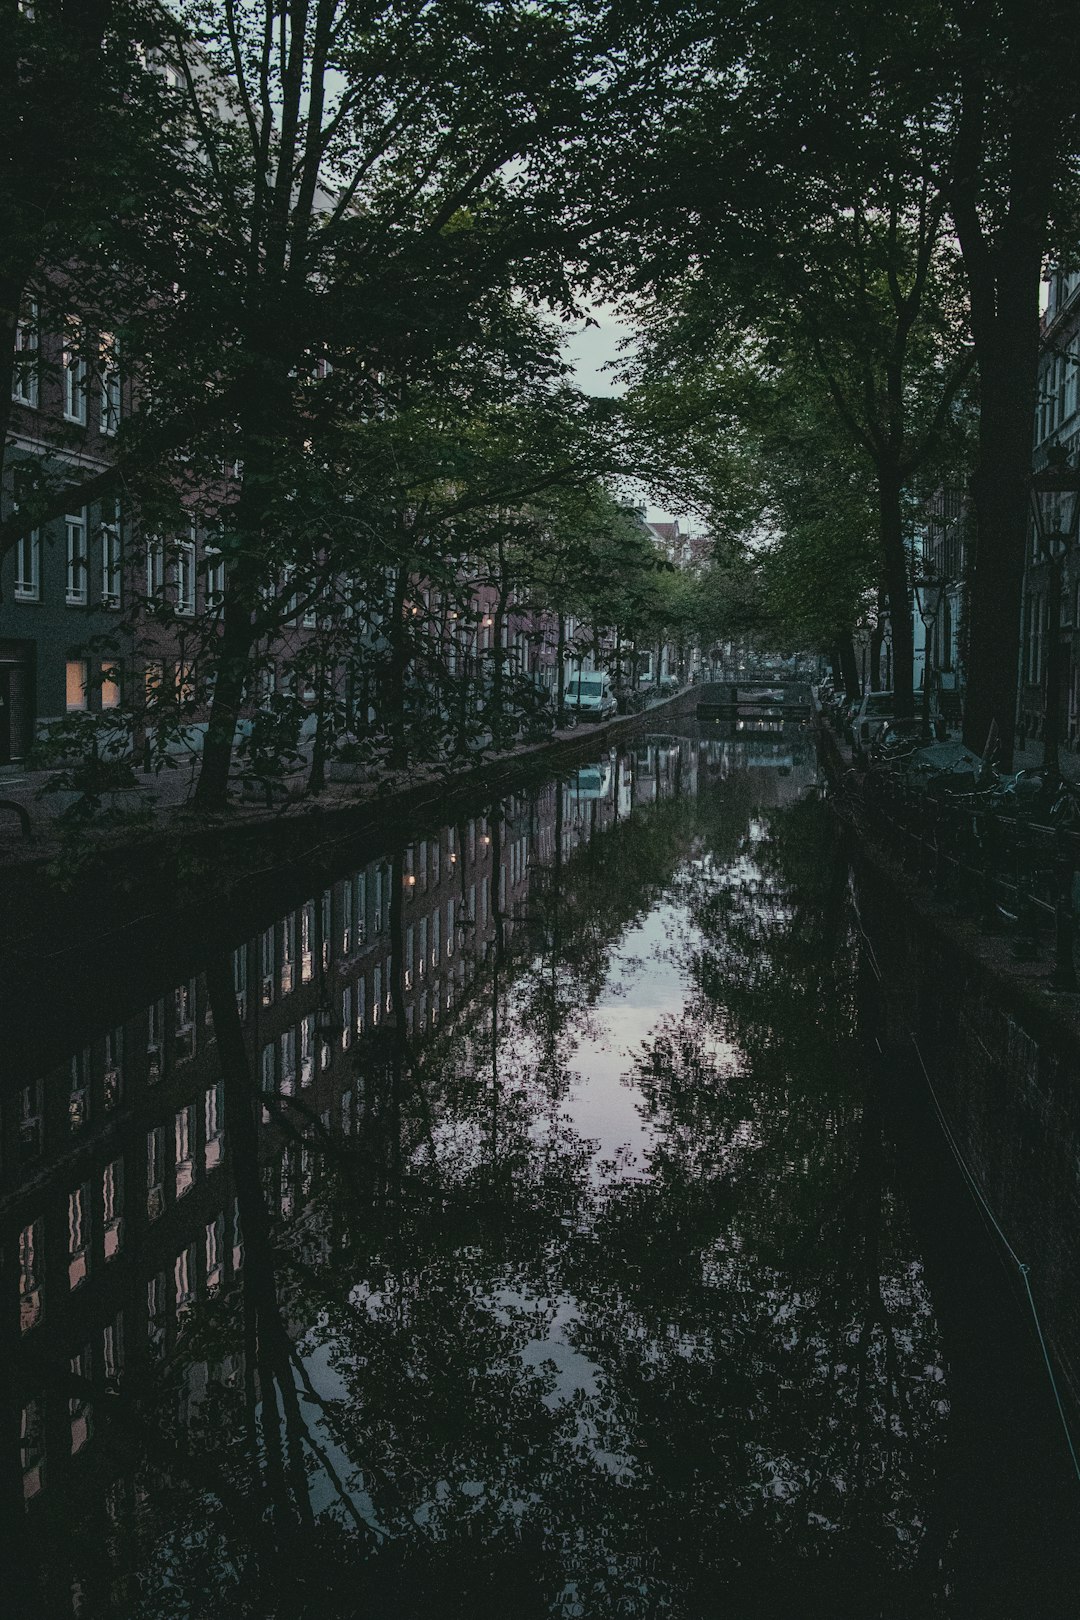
(856, 765), (1079, 991)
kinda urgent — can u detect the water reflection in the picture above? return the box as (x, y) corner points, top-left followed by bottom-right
(3, 722), (1075, 1616)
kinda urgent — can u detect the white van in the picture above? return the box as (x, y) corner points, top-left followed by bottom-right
(565, 671), (617, 721)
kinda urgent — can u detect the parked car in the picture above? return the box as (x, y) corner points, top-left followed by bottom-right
(851, 690), (924, 755)
(565, 671), (617, 721)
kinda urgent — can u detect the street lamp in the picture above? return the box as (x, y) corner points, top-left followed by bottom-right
(1029, 448), (1080, 775)
(914, 559), (949, 743)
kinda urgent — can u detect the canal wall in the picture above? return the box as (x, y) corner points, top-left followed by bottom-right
(820, 719), (1080, 1411)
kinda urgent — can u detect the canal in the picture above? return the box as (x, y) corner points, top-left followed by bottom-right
(5, 718), (1080, 1617)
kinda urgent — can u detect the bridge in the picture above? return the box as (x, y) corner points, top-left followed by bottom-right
(696, 678), (813, 717)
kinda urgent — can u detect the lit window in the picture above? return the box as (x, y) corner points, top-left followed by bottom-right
(65, 659), (88, 712)
(66, 510), (88, 604)
(101, 661), (121, 709)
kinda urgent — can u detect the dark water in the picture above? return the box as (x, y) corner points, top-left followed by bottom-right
(5, 721), (1080, 1617)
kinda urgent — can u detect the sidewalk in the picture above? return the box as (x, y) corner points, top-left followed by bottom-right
(1011, 741), (1080, 781)
(0, 689), (695, 862)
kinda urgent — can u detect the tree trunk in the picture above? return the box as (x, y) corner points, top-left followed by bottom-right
(193, 597), (253, 809)
(950, 21), (1051, 770)
(870, 591), (885, 691)
(387, 564), (409, 769)
(556, 613), (567, 724)
(307, 651), (327, 795)
(838, 631), (860, 700)
(879, 465), (915, 718)
(962, 348), (1040, 767)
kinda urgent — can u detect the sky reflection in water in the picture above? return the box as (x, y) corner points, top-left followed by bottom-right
(8, 722), (1079, 1618)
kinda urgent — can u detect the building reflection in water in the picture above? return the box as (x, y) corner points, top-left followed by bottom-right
(8, 732), (810, 1601)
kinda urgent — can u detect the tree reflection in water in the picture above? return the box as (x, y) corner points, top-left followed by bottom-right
(9, 729), (1073, 1616)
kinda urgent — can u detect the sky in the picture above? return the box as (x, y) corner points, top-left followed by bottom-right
(561, 303), (677, 525)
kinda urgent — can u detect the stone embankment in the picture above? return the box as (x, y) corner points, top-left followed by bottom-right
(818, 708), (1080, 1414)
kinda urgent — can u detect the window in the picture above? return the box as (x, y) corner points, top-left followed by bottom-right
(102, 1159), (124, 1259)
(301, 901), (315, 983)
(147, 998), (165, 1081)
(204, 1081), (225, 1168)
(205, 544), (225, 604)
(101, 660), (121, 710)
(341, 882), (353, 955)
(19, 1221), (43, 1332)
(260, 1042), (276, 1111)
(15, 530), (40, 600)
(99, 332), (121, 433)
(66, 510), (88, 604)
(175, 1105), (195, 1196)
(280, 1027), (296, 1094)
(147, 1126), (166, 1219)
(21, 1400), (45, 1500)
(372, 964), (381, 1027)
(102, 1313), (124, 1383)
(68, 1182), (90, 1289)
(260, 926), (275, 1005)
(147, 1271), (167, 1356)
(300, 1012), (315, 1086)
(175, 979), (196, 1061)
(69, 1048), (90, 1131)
(174, 1243), (196, 1314)
(66, 658), (88, 712)
(320, 889), (332, 968)
(373, 864), (385, 933)
(354, 873), (367, 945)
(70, 1347), (92, 1453)
(341, 985), (352, 1049)
(355, 976), (365, 1037)
(231, 1199), (244, 1271)
(281, 912), (296, 995)
(102, 1027), (123, 1109)
(12, 298), (38, 406)
(100, 508), (121, 606)
(146, 537), (165, 597)
(18, 1080), (43, 1160)
(233, 944), (248, 1018)
(206, 1215), (225, 1292)
(63, 320), (87, 423)
(176, 529), (196, 615)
